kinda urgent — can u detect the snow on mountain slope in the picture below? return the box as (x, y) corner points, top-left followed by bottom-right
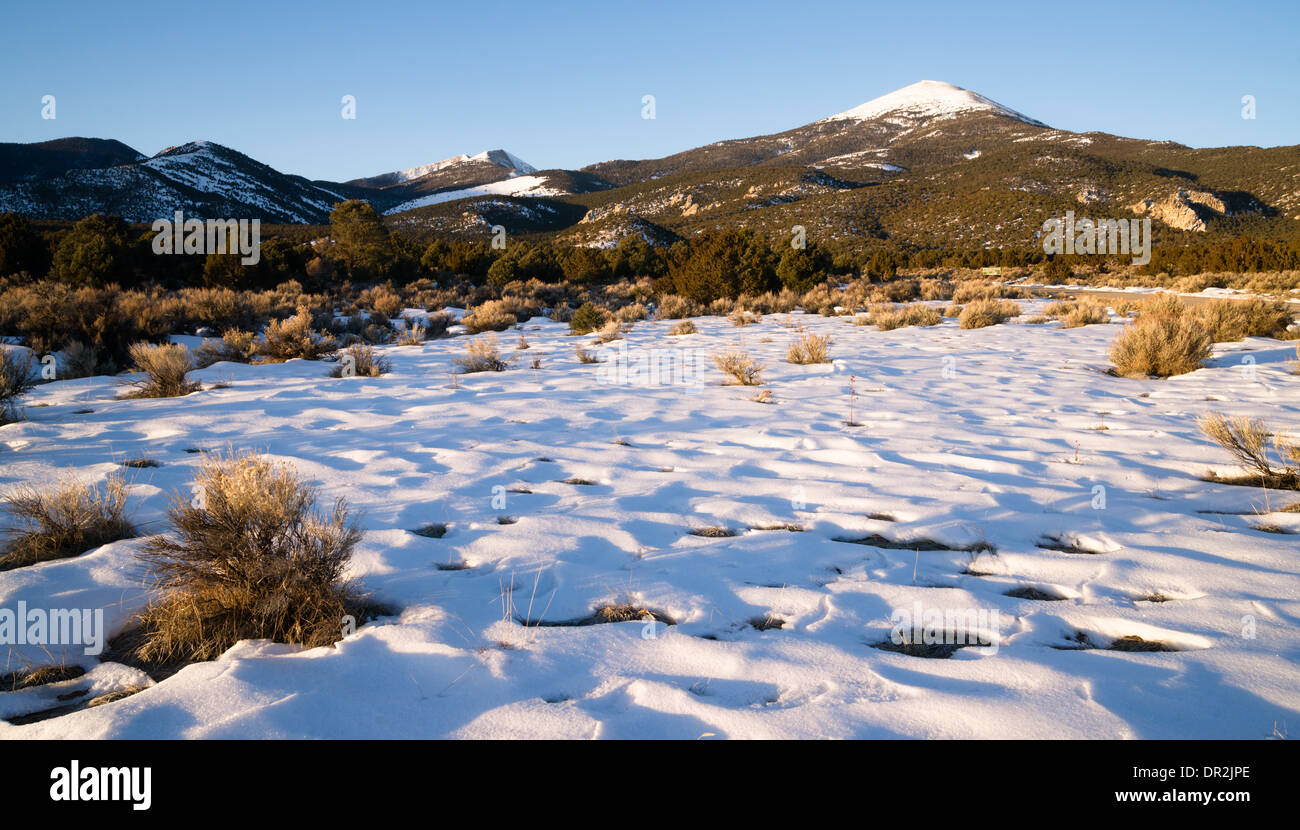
(367, 150), (537, 187)
(141, 140), (337, 223)
(384, 174), (565, 214)
(0, 139), (342, 223)
(822, 80), (1048, 127)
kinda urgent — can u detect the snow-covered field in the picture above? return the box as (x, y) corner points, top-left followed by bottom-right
(2, 301), (1299, 739)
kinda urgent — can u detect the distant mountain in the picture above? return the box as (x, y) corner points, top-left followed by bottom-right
(0, 140), (342, 223)
(0, 137), (144, 184)
(350, 149), (536, 189)
(1, 81), (1296, 251)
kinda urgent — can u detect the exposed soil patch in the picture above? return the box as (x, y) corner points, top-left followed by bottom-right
(749, 523), (804, 532)
(1252, 523), (1292, 534)
(872, 639), (968, 659)
(749, 615), (786, 631)
(1051, 631), (1097, 650)
(837, 533), (995, 554)
(1005, 586), (1067, 601)
(1109, 635), (1179, 652)
(523, 604), (676, 628)
(1036, 534), (1102, 554)
(412, 523), (447, 538)
(689, 526), (736, 538)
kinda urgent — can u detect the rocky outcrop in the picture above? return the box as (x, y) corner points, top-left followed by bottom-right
(1129, 189), (1229, 232)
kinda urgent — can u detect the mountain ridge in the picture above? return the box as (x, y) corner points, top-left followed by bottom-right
(0, 80), (1295, 250)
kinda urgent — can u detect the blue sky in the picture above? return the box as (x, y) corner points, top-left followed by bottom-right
(2, 0), (1297, 182)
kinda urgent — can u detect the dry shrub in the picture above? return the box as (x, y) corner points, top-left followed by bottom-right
(616, 303), (648, 323)
(959, 299), (1021, 329)
(730, 309), (761, 327)
(173, 287), (258, 332)
(194, 329), (255, 368)
(1062, 302), (1110, 328)
(709, 297), (738, 316)
(359, 285), (404, 317)
(952, 281), (1020, 304)
(788, 333), (832, 364)
(362, 323), (393, 345)
(773, 288), (801, 313)
(257, 307), (337, 361)
(548, 304), (574, 323)
(1199, 412), (1300, 488)
(943, 304), (963, 318)
(0, 282), (173, 372)
(395, 322), (426, 346)
(331, 344), (389, 378)
(463, 300), (517, 334)
(872, 303), (943, 330)
(919, 278), (954, 301)
(61, 342), (103, 378)
(455, 335), (508, 373)
(1136, 293), (1187, 319)
(596, 320), (622, 343)
(130, 451), (365, 663)
(800, 285), (838, 316)
(0, 474), (134, 570)
(575, 346), (602, 364)
(0, 348), (35, 424)
(121, 342), (201, 399)
(876, 279), (920, 303)
(670, 320), (697, 336)
(1110, 314), (1211, 377)
(714, 350), (763, 385)
(1194, 298), (1295, 342)
(422, 311), (453, 339)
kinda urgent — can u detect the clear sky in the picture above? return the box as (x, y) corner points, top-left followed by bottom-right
(2, 0), (1297, 182)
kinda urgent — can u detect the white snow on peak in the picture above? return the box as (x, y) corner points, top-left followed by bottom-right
(386, 149), (536, 184)
(822, 80), (1047, 127)
(384, 174), (562, 215)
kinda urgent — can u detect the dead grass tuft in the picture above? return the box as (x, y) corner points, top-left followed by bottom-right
(787, 333), (832, 364)
(714, 349), (763, 385)
(455, 335), (509, 373)
(0, 474), (135, 570)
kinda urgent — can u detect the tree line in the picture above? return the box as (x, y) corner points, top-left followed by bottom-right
(2, 201), (1298, 301)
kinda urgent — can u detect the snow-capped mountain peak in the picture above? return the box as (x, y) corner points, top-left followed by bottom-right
(386, 149), (536, 185)
(822, 80), (1048, 127)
